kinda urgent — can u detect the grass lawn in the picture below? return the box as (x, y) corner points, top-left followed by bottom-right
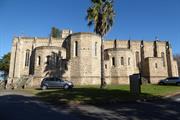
(23, 84), (180, 105)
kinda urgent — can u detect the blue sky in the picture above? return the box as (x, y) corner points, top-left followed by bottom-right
(0, 0), (180, 58)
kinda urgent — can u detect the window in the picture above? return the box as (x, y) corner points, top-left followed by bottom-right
(136, 51), (139, 67)
(161, 52), (165, 67)
(37, 56), (41, 66)
(128, 57), (130, 65)
(58, 51), (61, 58)
(114, 40), (117, 48)
(121, 57), (124, 65)
(56, 56), (59, 65)
(95, 42), (97, 56)
(52, 52), (57, 64)
(155, 63), (158, 68)
(64, 62), (68, 70)
(105, 64), (107, 69)
(112, 57), (115, 66)
(25, 50), (30, 67)
(74, 41), (78, 57)
(46, 56), (51, 65)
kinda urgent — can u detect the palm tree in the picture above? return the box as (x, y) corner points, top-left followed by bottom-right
(86, 0), (115, 88)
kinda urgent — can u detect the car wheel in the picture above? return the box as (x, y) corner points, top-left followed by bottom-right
(63, 84), (69, 90)
(42, 85), (47, 90)
(176, 82), (180, 86)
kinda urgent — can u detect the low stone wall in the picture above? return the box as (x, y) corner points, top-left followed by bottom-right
(105, 76), (130, 85)
(70, 76), (101, 85)
(149, 76), (167, 84)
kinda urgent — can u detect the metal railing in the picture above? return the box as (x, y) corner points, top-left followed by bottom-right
(15, 75), (33, 89)
(0, 80), (5, 89)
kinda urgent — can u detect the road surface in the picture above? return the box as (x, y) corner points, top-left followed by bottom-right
(0, 90), (80, 120)
(0, 90), (180, 120)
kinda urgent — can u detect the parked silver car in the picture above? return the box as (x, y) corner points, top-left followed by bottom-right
(158, 77), (180, 86)
(40, 77), (73, 90)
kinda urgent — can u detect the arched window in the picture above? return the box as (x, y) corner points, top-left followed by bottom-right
(46, 56), (51, 65)
(52, 52), (57, 65)
(161, 52), (165, 67)
(155, 63), (158, 68)
(56, 56), (59, 65)
(25, 50), (30, 67)
(95, 42), (97, 56)
(128, 57), (130, 65)
(74, 41), (78, 57)
(121, 57), (124, 65)
(58, 51), (61, 58)
(136, 51), (139, 67)
(37, 56), (41, 66)
(105, 64), (107, 69)
(112, 57), (115, 66)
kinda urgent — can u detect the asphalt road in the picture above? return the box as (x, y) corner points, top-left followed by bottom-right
(0, 91), (80, 120)
(0, 90), (180, 120)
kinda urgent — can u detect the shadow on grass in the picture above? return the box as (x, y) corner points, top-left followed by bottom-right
(34, 87), (180, 120)
(1, 89), (180, 120)
(35, 87), (161, 105)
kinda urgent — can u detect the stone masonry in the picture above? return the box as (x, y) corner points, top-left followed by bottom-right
(8, 30), (179, 87)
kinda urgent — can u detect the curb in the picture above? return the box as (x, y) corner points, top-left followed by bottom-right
(163, 92), (180, 98)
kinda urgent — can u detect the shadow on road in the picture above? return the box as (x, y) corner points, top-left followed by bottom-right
(0, 94), (79, 120)
(35, 88), (180, 120)
(0, 90), (180, 120)
(73, 99), (180, 120)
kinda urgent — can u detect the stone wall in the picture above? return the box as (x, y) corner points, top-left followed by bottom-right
(33, 46), (67, 84)
(104, 48), (134, 84)
(144, 57), (168, 83)
(8, 31), (179, 87)
(66, 33), (101, 85)
(8, 36), (65, 85)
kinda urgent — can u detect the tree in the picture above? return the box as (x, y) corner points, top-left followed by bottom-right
(0, 52), (11, 80)
(86, 0), (115, 88)
(51, 27), (61, 38)
(174, 54), (180, 76)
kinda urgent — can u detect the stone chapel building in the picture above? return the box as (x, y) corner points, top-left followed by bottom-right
(8, 30), (179, 87)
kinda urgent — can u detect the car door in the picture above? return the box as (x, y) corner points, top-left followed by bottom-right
(55, 78), (63, 88)
(46, 78), (54, 87)
(167, 78), (177, 84)
(51, 78), (60, 87)
(58, 79), (65, 88)
(164, 78), (170, 84)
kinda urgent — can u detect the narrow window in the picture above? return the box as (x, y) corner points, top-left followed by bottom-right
(112, 57), (115, 67)
(161, 52), (165, 67)
(64, 61), (68, 70)
(155, 63), (158, 68)
(136, 51), (139, 67)
(74, 41), (78, 57)
(121, 57), (124, 65)
(37, 56), (41, 66)
(46, 56), (51, 65)
(128, 57), (130, 65)
(114, 40), (117, 48)
(56, 56), (59, 65)
(58, 51), (61, 58)
(25, 50), (30, 67)
(95, 42), (97, 56)
(52, 53), (57, 64)
(105, 64), (107, 69)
